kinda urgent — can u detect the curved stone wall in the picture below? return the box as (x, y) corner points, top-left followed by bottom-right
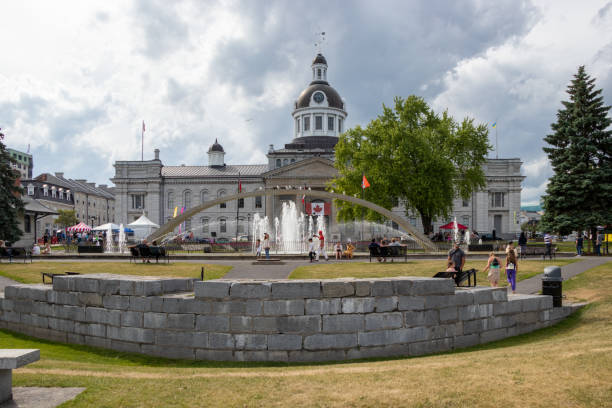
(0, 274), (577, 362)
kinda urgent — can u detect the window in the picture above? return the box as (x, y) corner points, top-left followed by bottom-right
(297, 118), (301, 133)
(131, 194), (145, 209)
(66, 190), (71, 201)
(238, 198), (244, 208)
(315, 115), (323, 130)
(317, 68), (321, 79)
(255, 196), (262, 208)
(462, 199), (469, 207)
(51, 186), (56, 198)
(218, 191), (226, 208)
(200, 190), (208, 204)
(276, 159), (281, 168)
(462, 215), (470, 227)
(24, 215), (31, 233)
(183, 190), (191, 208)
(185, 219), (191, 231)
(27, 184), (34, 195)
(303, 116), (310, 131)
(59, 189), (64, 199)
(490, 192), (505, 208)
(220, 218), (227, 233)
(167, 192), (174, 209)
(410, 217), (417, 226)
(237, 217), (245, 233)
(290, 158), (295, 163)
(283, 159), (288, 166)
(43, 185), (48, 196)
(328, 116), (334, 131)
(201, 218), (209, 233)
(338, 118), (343, 133)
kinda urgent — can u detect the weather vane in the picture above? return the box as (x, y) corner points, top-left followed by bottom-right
(314, 31), (326, 54)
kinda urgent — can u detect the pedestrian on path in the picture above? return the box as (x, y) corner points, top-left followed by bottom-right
(263, 233), (270, 260)
(518, 232), (527, 258)
(595, 231), (603, 256)
(316, 230), (328, 261)
(505, 249), (518, 294)
(544, 232), (553, 260)
(575, 234), (583, 256)
(482, 252), (502, 287)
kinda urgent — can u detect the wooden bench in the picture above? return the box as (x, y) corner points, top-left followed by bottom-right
(369, 246), (408, 262)
(0, 349), (40, 403)
(520, 246), (556, 260)
(42, 271), (81, 284)
(433, 268), (477, 287)
(0, 247), (32, 264)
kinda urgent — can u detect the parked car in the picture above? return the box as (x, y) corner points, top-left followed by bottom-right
(232, 235), (250, 242)
(195, 237), (212, 243)
(215, 238), (230, 244)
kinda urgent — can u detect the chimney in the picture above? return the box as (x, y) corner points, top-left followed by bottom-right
(99, 184), (107, 189)
(87, 182), (96, 188)
(154, 149), (160, 160)
(55, 172), (64, 179)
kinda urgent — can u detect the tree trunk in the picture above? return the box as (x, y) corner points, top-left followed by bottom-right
(420, 214), (433, 236)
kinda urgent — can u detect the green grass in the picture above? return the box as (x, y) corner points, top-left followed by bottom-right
(0, 262), (231, 284)
(290, 259), (579, 288)
(0, 262), (609, 406)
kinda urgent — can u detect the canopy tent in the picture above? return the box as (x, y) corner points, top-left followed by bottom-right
(128, 214), (160, 240)
(439, 221), (468, 230)
(91, 223), (134, 233)
(66, 222), (92, 233)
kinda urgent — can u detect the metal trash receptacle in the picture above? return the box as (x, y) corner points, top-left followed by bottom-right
(542, 265), (563, 307)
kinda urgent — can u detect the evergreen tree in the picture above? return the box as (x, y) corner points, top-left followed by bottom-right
(541, 66), (612, 235)
(0, 129), (25, 242)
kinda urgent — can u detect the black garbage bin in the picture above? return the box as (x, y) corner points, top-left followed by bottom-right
(542, 265), (563, 307)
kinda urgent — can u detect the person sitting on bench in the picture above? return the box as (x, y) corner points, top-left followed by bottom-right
(343, 241), (355, 259)
(369, 238), (382, 262)
(136, 239), (150, 263)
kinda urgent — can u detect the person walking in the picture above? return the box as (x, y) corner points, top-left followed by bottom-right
(316, 230), (328, 261)
(575, 234), (583, 257)
(308, 238), (317, 262)
(482, 252), (502, 287)
(543, 232), (552, 260)
(518, 232), (527, 259)
(263, 233), (271, 260)
(595, 231), (603, 256)
(505, 248), (518, 294)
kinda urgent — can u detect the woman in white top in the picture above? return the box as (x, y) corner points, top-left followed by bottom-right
(263, 233), (270, 260)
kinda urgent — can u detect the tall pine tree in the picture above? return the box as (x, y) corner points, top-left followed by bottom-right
(541, 66), (612, 235)
(0, 129), (24, 242)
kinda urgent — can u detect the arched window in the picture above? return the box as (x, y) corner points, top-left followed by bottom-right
(283, 159), (288, 166)
(201, 218), (209, 233)
(200, 189), (208, 204)
(183, 190), (191, 208)
(276, 159), (281, 168)
(219, 218), (227, 233)
(51, 186), (57, 198)
(167, 191), (174, 209)
(290, 158), (295, 164)
(66, 190), (71, 201)
(43, 185), (48, 196)
(218, 190), (226, 209)
(237, 217), (245, 234)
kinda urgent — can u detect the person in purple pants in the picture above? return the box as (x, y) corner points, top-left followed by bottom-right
(505, 249), (518, 294)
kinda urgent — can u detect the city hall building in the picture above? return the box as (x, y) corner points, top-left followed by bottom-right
(112, 53), (523, 241)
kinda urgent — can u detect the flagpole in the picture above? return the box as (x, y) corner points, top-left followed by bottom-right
(141, 120), (144, 161)
(495, 119), (498, 159)
(235, 172), (240, 244)
(361, 173), (364, 242)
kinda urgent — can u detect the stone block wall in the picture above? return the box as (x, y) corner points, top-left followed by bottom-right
(0, 274), (578, 362)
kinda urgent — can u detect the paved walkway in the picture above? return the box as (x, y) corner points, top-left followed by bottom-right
(515, 256), (609, 294)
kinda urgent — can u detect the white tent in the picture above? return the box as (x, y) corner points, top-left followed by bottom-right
(128, 214), (160, 240)
(92, 223), (120, 231)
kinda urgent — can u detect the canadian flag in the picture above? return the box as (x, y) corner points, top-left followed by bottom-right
(311, 203), (324, 216)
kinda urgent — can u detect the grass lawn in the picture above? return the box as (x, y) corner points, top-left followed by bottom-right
(0, 262), (609, 406)
(290, 259), (579, 288)
(0, 262), (231, 284)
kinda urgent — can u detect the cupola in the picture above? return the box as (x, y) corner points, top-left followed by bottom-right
(207, 139), (225, 167)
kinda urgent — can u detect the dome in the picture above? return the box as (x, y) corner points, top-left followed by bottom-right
(296, 83), (344, 110)
(208, 138), (224, 153)
(312, 53), (327, 65)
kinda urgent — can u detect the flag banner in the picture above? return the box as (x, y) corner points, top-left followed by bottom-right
(238, 174), (242, 193)
(492, 122), (497, 128)
(173, 206), (178, 217)
(362, 174), (370, 189)
(311, 202), (325, 216)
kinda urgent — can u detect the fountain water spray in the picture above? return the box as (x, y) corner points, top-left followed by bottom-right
(453, 216), (459, 244)
(118, 224), (127, 254)
(105, 224), (114, 253)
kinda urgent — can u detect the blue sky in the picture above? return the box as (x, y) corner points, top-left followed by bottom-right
(1, 0), (611, 205)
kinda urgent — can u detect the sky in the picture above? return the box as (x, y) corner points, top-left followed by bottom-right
(1, 0), (610, 206)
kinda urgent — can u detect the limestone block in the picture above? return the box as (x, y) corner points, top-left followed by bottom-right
(195, 349), (233, 361)
(392, 279), (413, 295)
(233, 351), (270, 362)
(365, 312), (403, 330)
(119, 280), (135, 296)
(21, 286), (49, 302)
(428, 323), (457, 339)
(539, 295), (553, 310)
(230, 282), (271, 299)
(99, 279), (121, 295)
(270, 281), (321, 299)
(110, 339), (141, 353)
(515, 311), (539, 324)
(234, 334), (267, 350)
(141, 345), (195, 360)
(161, 298), (181, 313)
(208, 332), (234, 349)
(230, 316), (252, 332)
(121, 311), (143, 327)
(491, 315), (516, 329)
(346, 344), (410, 360)
(305, 299), (340, 315)
(134, 280), (163, 297)
(321, 281), (354, 297)
(161, 278), (196, 294)
(211, 300), (246, 315)
(102, 295), (130, 310)
(86, 307), (121, 326)
(107, 326), (154, 343)
(266, 351), (290, 362)
(85, 336), (111, 349)
(67, 333), (85, 345)
(78, 293), (103, 307)
(404, 310), (439, 327)
(252, 317), (278, 333)
(177, 299), (212, 315)
(268, 334), (302, 351)
(354, 280), (372, 297)
(375, 297), (398, 312)
(54, 305), (86, 322)
(439, 307), (458, 323)
(196, 315), (229, 331)
(277, 316), (321, 333)
(288, 350), (347, 362)
(129, 297), (152, 312)
(520, 296), (542, 312)
(194, 281), (231, 299)
(192, 332), (209, 348)
(13, 300), (33, 314)
(371, 280), (394, 297)
(304, 333), (357, 350)
(166, 314), (195, 330)
(463, 318), (490, 335)
(491, 288), (508, 302)
(155, 330), (194, 347)
(397, 296), (426, 311)
(453, 333), (480, 349)
(409, 338), (453, 356)
(22, 314), (48, 329)
(2, 311), (20, 323)
(322, 314), (364, 332)
(263, 300), (305, 316)
(143, 312), (166, 329)
(47, 291), (79, 306)
(48, 317), (75, 332)
(458, 304), (493, 320)
(1, 299), (14, 311)
(341, 297), (375, 314)
(150, 297), (164, 313)
(51, 277), (74, 292)
(480, 328), (507, 343)
(358, 327), (428, 347)
(453, 290), (475, 306)
(75, 323), (106, 337)
(32, 302), (54, 317)
(493, 300), (522, 315)
(410, 279), (454, 296)
(424, 295), (455, 309)
(74, 277), (100, 293)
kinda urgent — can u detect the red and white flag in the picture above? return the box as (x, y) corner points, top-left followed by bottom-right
(362, 174), (370, 189)
(311, 202), (324, 216)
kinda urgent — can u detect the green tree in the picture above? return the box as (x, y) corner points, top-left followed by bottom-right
(541, 66), (612, 235)
(0, 128), (24, 242)
(55, 209), (78, 228)
(331, 96), (490, 235)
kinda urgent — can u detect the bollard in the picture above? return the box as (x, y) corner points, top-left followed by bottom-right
(542, 266), (563, 307)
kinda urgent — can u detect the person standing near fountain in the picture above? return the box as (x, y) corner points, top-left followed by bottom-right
(447, 242), (466, 275)
(308, 238), (317, 262)
(263, 233), (271, 259)
(316, 231), (328, 261)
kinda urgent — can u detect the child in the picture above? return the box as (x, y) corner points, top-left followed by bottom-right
(482, 252), (501, 287)
(308, 238), (317, 262)
(255, 239), (262, 258)
(445, 261), (456, 272)
(334, 242), (342, 259)
(505, 249), (518, 294)
(263, 233), (270, 260)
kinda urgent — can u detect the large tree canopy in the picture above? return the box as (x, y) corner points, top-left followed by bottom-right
(0, 129), (24, 242)
(331, 96), (490, 235)
(541, 66), (612, 235)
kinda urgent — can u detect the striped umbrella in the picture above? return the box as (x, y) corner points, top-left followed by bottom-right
(66, 222), (92, 232)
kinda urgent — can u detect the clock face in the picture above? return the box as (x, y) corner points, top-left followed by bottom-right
(313, 92), (324, 103)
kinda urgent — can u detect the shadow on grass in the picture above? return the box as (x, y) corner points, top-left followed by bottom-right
(0, 302), (597, 370)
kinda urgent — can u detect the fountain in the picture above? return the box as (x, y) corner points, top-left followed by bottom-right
(104, 224), (114, 253)
(118, 223), (127, 253)
(465, 228), (471, 253)
(453, 216), (459, 243)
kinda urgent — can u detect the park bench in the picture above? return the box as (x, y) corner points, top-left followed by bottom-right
(0, 349), (40, 404)
(433, 268), (477, 287)
(520, 246), (556, 260)
(42, 271), (81, 284)
(369, 245), (408, 263)
(76, 245), (104, 254)
(129, 246), (169, 263)
(0, 247), (32, 264)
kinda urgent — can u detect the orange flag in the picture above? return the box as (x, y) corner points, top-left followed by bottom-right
(362, 174), (370, 189)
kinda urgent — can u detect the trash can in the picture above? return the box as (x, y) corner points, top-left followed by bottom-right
(542, 266), (563, 307)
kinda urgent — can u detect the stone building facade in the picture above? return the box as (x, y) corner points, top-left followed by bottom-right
(112, 53), (524, 242)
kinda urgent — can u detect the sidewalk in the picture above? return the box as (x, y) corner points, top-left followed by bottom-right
(515, 256), (609, 294)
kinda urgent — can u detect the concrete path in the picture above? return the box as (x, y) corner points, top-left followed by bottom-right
(0, 276), (19, 294)
(516, 256), (609, 294)
(0, 387), (85, 408)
